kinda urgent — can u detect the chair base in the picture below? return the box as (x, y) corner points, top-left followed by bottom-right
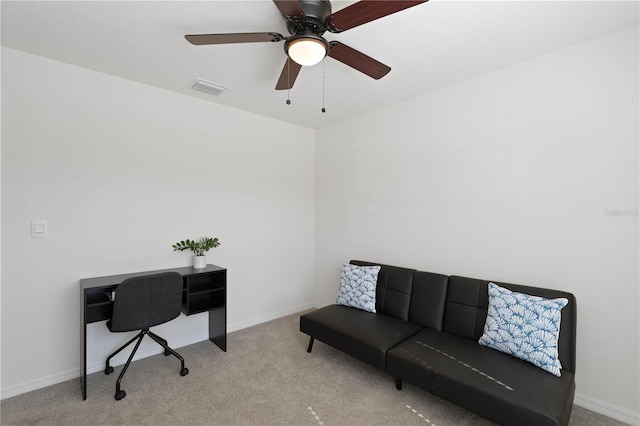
(105, 328), (188, 401)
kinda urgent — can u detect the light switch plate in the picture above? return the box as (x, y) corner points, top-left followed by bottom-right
(31, 220), (48, 238)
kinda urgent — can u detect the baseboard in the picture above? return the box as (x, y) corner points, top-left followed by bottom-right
(574, 393), (639, 425)
(0, 303), (318, 400)
(0, 368), (81, 401)
(227, 302), (319, 333)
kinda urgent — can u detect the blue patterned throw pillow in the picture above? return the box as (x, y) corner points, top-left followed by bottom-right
(335, 264), (380, 313)
(479, 283), (568, 376)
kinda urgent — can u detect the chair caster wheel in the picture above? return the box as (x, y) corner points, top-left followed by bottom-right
(114, 390), (126, 401)
(180, 367), (189, 376)
(105, 366), (114, 375)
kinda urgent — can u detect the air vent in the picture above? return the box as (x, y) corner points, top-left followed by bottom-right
(191, 78), (228, 96)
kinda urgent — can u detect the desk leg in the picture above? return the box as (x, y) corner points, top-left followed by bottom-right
(81, 323), (87, 400)
(208, 307), (226, 352)
(80, 293), (87, 400)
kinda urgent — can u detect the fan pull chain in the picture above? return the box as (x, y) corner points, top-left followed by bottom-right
(286, 59), (291, 105)
(321, 58), (326, 113)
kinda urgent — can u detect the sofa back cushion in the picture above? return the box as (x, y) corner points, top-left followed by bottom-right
(350, 260), (415, 321)
(408, 271), (449, 331)
(444, 275), (577, 374)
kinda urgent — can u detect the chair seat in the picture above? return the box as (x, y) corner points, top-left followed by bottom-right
(106, 319), (148, 332)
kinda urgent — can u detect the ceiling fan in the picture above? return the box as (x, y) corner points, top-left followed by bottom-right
(185, 0), (428, 91)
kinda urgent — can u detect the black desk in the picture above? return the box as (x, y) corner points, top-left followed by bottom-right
(80, 264), (227, 400)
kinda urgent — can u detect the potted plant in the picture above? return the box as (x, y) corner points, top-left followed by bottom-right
(172, 236), (221, 269)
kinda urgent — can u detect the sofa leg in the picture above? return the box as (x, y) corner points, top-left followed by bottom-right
(396, 379), (402, 390)
(307, 337), (315, 353)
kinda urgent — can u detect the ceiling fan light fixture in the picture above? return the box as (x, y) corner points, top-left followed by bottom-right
(285, 34), (329, 66)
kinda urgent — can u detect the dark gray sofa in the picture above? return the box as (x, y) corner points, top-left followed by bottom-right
(300, 260), (577, 426)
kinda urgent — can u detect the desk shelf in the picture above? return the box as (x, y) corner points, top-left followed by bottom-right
(84, 286), (117, 323)
(183, 269), (226, 316)
(184, 289), (225, 315)
(187, 273), (225, 294)
(85, 287), (115, 305)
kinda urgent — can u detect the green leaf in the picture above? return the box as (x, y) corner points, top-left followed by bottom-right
(172, 236), (221, 255)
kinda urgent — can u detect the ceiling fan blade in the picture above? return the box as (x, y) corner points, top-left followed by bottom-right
(275, 58), (303, 90)
(185, 32), (284, 45)
(272, 0), (304, 18)
(327, 0), (428, 33)
(328, 41), (391, 80)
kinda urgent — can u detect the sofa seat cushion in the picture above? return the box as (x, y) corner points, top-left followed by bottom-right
(300, 305), (423, 370)
(387, 328), (575, 426)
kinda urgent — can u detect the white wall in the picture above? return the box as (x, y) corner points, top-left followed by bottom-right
(1, 47), (316, 396)
(315, 26), (639, 421)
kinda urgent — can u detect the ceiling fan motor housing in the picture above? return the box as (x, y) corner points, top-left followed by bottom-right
(285, 0), (332, 36)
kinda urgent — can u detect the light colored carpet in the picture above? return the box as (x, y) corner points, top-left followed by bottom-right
(1, 311), (626, 425)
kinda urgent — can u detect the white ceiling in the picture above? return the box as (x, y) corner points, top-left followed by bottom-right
(2, 1), (638, 129)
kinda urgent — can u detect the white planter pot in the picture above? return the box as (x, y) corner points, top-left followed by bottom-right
(193, 255), (207, 269)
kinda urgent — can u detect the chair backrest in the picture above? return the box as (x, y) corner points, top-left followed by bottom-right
(110, 272), (183, 332)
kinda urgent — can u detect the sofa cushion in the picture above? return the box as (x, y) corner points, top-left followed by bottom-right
(336, 263), (380, 313)
(387, 328), (575, 426)
(442, 276), (488, 340)
(299, 304), (423, 370)
(408, 271), (449, 331)
(444, 276), (577, 374)
(479, 283), (568, 376)
(350, 260), (416, 321)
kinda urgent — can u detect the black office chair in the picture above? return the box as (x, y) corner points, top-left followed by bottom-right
(104, 272), (189, 401)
